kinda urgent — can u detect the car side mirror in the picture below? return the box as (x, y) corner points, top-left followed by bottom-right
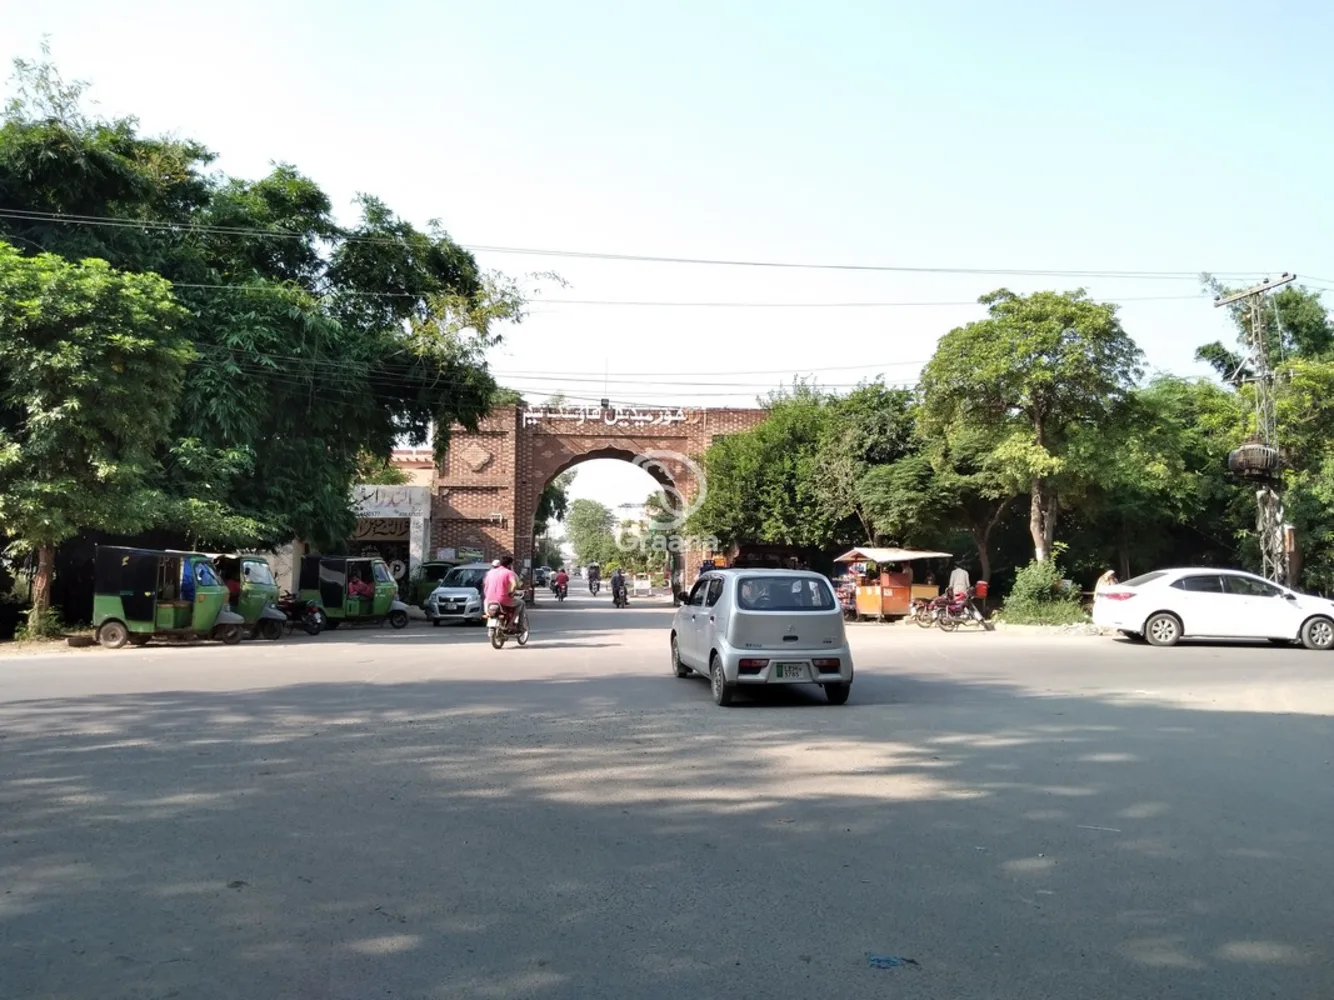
(1284, 592), (1297, 600)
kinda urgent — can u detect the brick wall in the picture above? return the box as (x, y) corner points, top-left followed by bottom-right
(431, 406), (766, 570)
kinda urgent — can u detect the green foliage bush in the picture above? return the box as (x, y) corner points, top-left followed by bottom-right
(1000, 560), (1088, 625)
(16, 606), (65, 641)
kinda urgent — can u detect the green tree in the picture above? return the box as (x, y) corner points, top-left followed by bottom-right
(919, 289), (1144, 562)
(0, 50), (530, 556)
(1059, 377), (1245, 581)
(534, 470), (576, 538)
(859, 424), (1018, 581)
(1194, 277), (1332, 382)
(564, 498), (616, 567)
(0, 243), (193, 628)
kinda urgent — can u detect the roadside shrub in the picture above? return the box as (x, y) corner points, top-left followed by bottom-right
(1000, 560), (1088, 625)
(15, 606), (66, 641)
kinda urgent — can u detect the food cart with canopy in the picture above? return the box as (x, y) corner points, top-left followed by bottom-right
(834, 546), (954, 620)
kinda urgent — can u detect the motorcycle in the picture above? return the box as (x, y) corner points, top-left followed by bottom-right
(555, 581), (568, 602)
(911, 597), (944, 629)
(589, 579), (601, 595)
(485, 601), (530, 649)
(612, 584), (628, 608)
(937, 590), (990, 631)
(277, 591), (326, 636)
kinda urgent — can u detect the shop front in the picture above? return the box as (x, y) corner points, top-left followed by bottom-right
(834, 546), (953, 620)
(351, 486), (431, 591)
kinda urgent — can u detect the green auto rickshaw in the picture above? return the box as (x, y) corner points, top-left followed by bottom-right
(299, 555), (410, 629)
(93, 546), (246, 648)
(212, 553), (286, 641)
(407, 559), (459, 608)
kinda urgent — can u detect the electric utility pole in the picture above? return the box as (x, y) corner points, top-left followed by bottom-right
(1216, 273), (1295, 585)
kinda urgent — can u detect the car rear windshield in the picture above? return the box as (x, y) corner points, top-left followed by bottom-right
(736, 576), (836, 612)
(1120, 571), (1167, 588)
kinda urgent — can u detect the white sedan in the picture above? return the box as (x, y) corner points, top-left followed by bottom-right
(670, 569), (854, 705)
(1092, 568), (1334, 649)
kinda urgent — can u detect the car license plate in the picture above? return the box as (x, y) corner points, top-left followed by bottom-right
(775, 663), (805, 679)
(487, 618), (498, 628)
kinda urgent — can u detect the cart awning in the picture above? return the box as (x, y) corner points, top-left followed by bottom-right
(834, 546), (953, 564)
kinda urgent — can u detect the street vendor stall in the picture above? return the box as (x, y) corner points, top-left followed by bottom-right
(834, 546), (953, 619)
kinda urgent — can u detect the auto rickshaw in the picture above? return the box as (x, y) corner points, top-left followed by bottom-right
(407, 559), (459, 608)
(298, 555), (410, 629)
(212, 553), (286, 640)
(92, 546), (246, 648)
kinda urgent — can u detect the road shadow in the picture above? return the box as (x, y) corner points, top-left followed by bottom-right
(2, 671), (1332, 999)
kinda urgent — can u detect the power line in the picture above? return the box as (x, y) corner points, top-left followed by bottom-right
(0, 207), (1274, 282)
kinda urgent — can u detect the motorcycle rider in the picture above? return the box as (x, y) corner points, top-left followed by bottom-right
(587, 563), (601, 594)
(554, 566), (569, 599)
(610, 567), (628, 605)
(483, 555), (523, 629)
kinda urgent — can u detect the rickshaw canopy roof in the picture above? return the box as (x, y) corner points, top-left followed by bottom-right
(834, 546), (953, 564)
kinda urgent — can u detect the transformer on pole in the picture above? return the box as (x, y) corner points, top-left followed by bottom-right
(1216, 273), (1295, 585)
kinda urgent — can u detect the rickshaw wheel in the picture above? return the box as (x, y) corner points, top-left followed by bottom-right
(259, 619), (283, 641)
(389, 610), (409, 630)
(97, 621), (129, 649)
(216, 624), (243, 645)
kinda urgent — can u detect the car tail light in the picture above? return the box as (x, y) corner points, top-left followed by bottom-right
(1101, 591), (1136, 601)
(738, 658), (768, 674)
(812, 658), (841, 671)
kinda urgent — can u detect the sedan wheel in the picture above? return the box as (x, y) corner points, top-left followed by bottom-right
(825, 682), (851, 705)
(670, 635), (689, 678)
(1301, 616), (1334, 650)
(1144, 613), (1182, 648)
(710, 658), (734, 707)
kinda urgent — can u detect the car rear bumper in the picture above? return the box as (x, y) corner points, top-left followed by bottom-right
(716, 643), (853, 684)
(1091, 605), (1137, 631)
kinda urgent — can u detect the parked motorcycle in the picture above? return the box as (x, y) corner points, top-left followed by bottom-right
(936, 590), (990, 631)
(485, 601), (530, 649)
(912, 597), (944, 629)
(277, 591), (326, 636)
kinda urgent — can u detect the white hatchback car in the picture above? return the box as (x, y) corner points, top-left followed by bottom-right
(1092, 567), (1334, 649)
(670, 569), (854, 705)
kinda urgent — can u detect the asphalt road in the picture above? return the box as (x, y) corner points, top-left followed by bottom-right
(3, 591), (1333, 999)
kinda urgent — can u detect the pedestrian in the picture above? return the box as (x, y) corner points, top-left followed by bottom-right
(948, 561), (971, 599)
(1095, 569), (1118, 592)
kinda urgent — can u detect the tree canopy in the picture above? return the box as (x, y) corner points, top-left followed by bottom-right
(919, 289), (1144, 562)
(0, 243), (194, 626)
(0, 49), (533, 562)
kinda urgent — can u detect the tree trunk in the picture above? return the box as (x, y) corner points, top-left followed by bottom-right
(1118, 519), (1131, 581)
(1029, 478), (1058, 562)
(29, 543), (56, 627)
(972, 534), (992, 584)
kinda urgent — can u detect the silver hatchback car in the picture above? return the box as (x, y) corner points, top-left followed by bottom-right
(670, 569), (854, 706)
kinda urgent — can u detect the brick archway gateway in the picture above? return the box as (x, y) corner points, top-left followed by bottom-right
(432, 404), (765, 581)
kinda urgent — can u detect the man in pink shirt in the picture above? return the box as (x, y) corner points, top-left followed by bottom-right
(483, 555), (521, 625)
